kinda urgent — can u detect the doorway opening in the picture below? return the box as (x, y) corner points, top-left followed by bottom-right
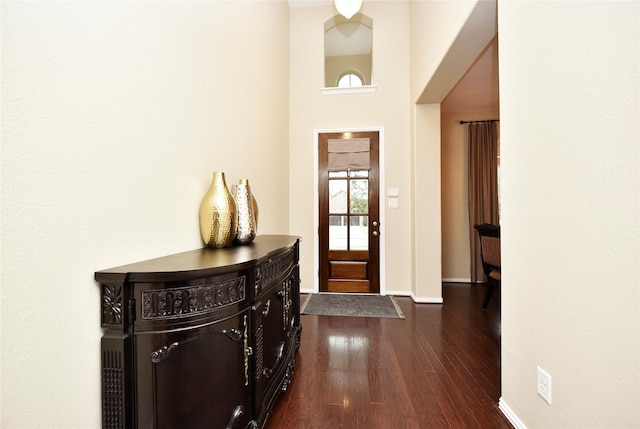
(316, 130), (383, 294)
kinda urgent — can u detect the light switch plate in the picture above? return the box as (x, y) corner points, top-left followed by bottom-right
(537, 366), (552, 405)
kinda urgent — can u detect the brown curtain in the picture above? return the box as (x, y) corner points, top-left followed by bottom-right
(468, 121), (499, 282)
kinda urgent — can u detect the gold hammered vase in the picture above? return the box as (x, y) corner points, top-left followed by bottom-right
(234, 179), (257, 245)
(252, 192), (258, 231)
(199, 172), (237, 248)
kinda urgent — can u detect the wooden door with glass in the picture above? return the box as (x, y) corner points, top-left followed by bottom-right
(318, 131), (379, 293)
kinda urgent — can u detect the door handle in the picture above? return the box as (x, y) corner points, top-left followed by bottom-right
(373, 231), (379, 236)
(262, 341), (285, 379)
(372, 221), (379, 227)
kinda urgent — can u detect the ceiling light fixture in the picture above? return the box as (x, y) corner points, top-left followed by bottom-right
(334, 0), (363, 19)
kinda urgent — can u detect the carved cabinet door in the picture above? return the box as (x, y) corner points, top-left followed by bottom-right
(135, 308), (252, 429)
(252, 268), (300, 426)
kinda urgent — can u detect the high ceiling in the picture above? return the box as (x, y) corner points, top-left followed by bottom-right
(325, 21), (372, 57)
(441, 37), (499, 113)
(288, 0), (332, 8)
(289, 0), (499, 113)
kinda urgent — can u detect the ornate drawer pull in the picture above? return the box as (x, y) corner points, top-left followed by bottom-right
(262, 341), (285, 379)
(225, 405), (245, 429)
(243, 315), (251, 385)
(150, 342), (179, 363)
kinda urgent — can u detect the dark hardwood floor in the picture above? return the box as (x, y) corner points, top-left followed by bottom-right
(266, 283), (510, 429)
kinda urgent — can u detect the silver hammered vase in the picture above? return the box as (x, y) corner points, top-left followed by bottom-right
(234, 179), (257, 245)
(199, 172), (237, 248)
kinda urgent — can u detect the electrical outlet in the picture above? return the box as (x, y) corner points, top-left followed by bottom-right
(537, 366), (552, 404)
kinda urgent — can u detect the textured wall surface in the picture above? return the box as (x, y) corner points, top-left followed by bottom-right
(498, 1), (639, 427)
(1, 2), (289, 427)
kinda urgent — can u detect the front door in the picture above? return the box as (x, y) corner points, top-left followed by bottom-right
(318, 131), (380, 293)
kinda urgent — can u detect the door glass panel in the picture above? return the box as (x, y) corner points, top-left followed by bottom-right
(350, 170), (369, 178)
(329, 180), (347, 213)
(329, 179), (347, 213)
(350, 215), (368, 250)
(329, 215), (347, 250)
(350, 179), (368, 214)
(329, 171), (370, 250)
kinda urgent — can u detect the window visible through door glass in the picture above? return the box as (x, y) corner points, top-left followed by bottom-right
(350, 215), (368, 250)
(329, 215), (347, 249)
(350, 179), (368, 213)
(328, 170), (369, 251)
(329, 180), (347, 213)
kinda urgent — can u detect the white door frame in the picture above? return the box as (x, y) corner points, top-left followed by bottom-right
(313, 126), (386, 295)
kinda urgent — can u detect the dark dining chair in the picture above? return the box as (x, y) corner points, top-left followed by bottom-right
(474, 223), (501, 310)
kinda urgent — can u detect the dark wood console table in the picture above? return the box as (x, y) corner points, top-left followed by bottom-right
(95, 235), (302, 429)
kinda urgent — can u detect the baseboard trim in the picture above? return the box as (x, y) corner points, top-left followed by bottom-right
(498, 398), (527, 429)
(302, 289), (444, 304)
(442, 278), (472, 283)
(410, 293), (444, 304)
(386, 290), (412, 297)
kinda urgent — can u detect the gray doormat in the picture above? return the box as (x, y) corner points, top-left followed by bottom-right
(301, 293), (405, 319)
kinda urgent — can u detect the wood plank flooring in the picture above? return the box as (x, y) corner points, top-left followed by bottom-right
(266, 283), (511, 428)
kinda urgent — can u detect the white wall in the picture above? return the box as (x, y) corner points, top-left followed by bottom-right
(411, 0), (639, 426)
(289, 2), (412, 296)
(409, 0), (496, 301)
(498, 1), (639, 427)
(409, 0), (493, 104)
(412, 103), (443, 301)
(0, 2), (289, 427)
